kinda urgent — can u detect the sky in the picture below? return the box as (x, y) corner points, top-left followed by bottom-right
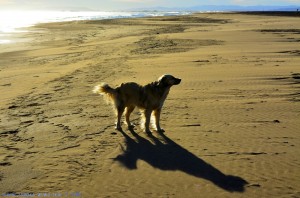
(0, 0), (299, 11)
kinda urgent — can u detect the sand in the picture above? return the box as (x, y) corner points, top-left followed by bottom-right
(0, 12), (299, 197)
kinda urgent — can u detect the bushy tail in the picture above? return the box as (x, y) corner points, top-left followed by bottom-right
(92, 83), (116, 95)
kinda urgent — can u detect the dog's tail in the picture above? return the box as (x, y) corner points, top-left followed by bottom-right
(93, 83), (116, 95)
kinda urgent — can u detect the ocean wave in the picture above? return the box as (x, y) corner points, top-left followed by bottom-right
(0, 10), (190, 44)
(0, 11), (190, 33)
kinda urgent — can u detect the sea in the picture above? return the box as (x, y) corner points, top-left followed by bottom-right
(0, 10), (191, 44)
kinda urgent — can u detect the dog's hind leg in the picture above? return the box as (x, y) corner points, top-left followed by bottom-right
(154, 108), (165, 132)
(125, 106), (135, 129)
(115, 104), (125, 131)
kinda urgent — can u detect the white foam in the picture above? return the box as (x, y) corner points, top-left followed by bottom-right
(0, 11), (191, 33)
(0, 39), (11, 44)
(0, 10), (190, 44)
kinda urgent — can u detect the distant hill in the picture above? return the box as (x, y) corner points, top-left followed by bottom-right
(128, 5), (300, 12)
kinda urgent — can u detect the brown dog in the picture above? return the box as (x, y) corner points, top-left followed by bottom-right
(93, 74), (181, 133)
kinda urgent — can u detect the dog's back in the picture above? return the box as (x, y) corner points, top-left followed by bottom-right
(94, 82), (146, 107)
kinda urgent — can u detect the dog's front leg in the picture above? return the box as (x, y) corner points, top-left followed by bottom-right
(154, 108), (165, 132)
(143, 109), (152, 133)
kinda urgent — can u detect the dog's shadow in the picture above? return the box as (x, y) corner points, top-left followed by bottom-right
(114, 129), (248, 192)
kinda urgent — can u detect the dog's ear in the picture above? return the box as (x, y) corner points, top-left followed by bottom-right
(158, 75), (168, 87)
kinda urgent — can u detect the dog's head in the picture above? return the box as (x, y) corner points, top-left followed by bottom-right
(158, 74), (181, 87)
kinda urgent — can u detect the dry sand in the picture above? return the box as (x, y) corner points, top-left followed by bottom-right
(0, 12), (299, 197)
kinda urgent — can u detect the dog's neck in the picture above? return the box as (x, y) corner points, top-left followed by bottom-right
(151, 81), (170, 98)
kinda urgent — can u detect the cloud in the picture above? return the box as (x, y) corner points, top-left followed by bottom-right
(116, 0), (142, 1)
(113, 0), (155, 2)
(0, 0), (14, 4)
(231, 0), (259, 5)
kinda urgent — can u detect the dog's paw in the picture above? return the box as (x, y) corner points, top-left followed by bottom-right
(115, 126), (123, 132)
(144, 129), (152, 134)
(157, 128), (165, 133)
(127, 124), (136, 130)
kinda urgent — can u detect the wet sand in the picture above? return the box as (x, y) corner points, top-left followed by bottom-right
(0, 12), (299, 197)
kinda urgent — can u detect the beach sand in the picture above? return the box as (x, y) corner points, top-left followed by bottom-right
(0, 12), (299, 197)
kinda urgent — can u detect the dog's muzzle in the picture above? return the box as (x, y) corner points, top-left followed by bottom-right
(174, 78), (181, 85)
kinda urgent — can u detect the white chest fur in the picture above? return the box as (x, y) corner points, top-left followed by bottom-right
(159, 88), (170, 109)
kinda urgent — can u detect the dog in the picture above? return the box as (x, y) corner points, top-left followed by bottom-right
(93, 74), (181, 133)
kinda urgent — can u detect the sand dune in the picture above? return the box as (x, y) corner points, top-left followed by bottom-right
(0, 12), (299, 197)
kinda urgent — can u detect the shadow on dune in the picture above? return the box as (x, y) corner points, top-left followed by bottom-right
(114, 129), (248, 192)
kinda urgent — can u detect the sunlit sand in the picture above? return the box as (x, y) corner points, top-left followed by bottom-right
(0, 12), (299, 197)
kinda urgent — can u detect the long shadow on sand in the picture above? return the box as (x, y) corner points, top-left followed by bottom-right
(114, 129), (248, 192)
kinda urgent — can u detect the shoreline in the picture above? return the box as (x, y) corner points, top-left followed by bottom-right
(0, 12), (299, 197)
(0, 10), (193, 46)
(1, 11), (298, 50)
